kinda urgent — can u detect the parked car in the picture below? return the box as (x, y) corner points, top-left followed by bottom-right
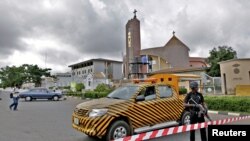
(19, 87), (62, 101)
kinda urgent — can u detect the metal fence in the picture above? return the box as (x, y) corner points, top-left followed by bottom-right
(202, 73), (222, 95)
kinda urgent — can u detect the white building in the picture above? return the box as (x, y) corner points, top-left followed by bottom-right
(68, 58), (122, 90)
(55, 72), (72, 87)
(41, 77), (55, 88)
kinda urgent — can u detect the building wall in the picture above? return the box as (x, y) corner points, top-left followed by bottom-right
(85, 74), (93, 90)
(150, 56), (168, 72)
(164, 39), (190, 68)
(189, 61), (206, 68)
(72, 76), (84, 84)
(93, 61), (122, 80)
(112, 63), (123, 80)
(56, 74), (72, 87)
(93, 61), (105, 73)
(71, 60), (122, 82)
(84, 74), (107, 90)
(72, 65), (93, 77)
(220, 60), (250, 94)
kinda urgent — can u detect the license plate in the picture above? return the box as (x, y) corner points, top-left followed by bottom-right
(74, 117), (79, 125)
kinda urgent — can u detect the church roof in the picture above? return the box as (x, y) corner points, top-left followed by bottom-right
(140, 46), (167, 62)
(140, 46), (164, 55)
(140, 34), (190, 56)
(189, 57), (209, 67)
(164, 35), (190, 51)
(189, 57), (208, 63)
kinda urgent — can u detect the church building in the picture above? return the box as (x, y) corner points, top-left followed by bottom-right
(123, 10), (208, 79)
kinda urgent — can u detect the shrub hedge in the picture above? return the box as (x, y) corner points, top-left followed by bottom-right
(62, 86), (70, 89)
(84, 91), (110, 98)
(66, 91), (83, 97)
(66, 90), (111, 98)
(179, 87), (188, 94)
(204, 96), (250, 113)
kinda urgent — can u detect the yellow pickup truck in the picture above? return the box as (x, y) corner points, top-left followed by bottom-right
(72, 74), (200, 140)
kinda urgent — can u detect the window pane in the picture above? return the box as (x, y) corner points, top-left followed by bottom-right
(145, 86), (156, 101)
(159, 86), (172, 98)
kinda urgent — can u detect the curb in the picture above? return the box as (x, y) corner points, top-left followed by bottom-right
(208, 110), (249, 116)
(64, 96), (83, 100)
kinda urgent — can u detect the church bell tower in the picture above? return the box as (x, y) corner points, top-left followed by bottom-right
(125, 10), (141, 78)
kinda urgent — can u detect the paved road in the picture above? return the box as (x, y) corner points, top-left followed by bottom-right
(0, 91), (249, 141)
(0, 91), (85, 141)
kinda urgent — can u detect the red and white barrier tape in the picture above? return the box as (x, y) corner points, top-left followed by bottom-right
(114, 115), (250, 141)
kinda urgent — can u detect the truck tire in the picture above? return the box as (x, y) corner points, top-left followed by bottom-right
(105, 120), (131, 141)
(180, 111), (191, 125)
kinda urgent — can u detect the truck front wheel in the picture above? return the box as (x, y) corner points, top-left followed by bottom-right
(181, 111), (191, 125)
(105, 120), (131, 141)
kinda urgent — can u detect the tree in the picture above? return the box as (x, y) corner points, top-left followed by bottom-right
(0, 64), (51, 88)
(207, 46), (237, 77)
(75, 83), (85, 92)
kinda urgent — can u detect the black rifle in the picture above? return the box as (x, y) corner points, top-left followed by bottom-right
(189, 98), (212, 121)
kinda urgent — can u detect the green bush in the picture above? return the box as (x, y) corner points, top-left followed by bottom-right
(75, 83), (85, 92)
(63, 86), (70, 89)
(65, 89), (110, 99)
(84, 91), (109, 98)
(204, 96), (250, 113)
(49, 86), (54, 89)
(65, 91), (83, 97)
(179, 87), (187, 94)
(95, 83), (109, 92)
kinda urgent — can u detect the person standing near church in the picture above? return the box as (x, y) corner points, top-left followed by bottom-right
(184, 81), (207, 141)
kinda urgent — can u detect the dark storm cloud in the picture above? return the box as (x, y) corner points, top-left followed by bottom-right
(39, 49), (80, 66)
(0, 0), (129, 66)
(0, 1), (26, 57)
(22, 0), (128, 58)
(53, 0), (129, 57)
(0, 0), (250, 72)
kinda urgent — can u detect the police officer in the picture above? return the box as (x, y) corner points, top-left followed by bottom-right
(184, 81), (207, 141)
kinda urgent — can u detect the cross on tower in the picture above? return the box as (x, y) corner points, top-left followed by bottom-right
(173, 31), (175, 36)
(133, 9), (137, 18)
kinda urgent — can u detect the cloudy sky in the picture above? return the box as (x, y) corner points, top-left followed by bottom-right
(0, 0), (250, 73)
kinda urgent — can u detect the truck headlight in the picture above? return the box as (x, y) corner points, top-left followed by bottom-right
(89, 109), (108, 117)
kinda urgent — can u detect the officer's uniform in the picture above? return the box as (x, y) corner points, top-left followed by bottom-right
(184, 91), (207, 141)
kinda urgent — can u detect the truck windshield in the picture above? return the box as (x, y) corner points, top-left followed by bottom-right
(107, 86), (140, 100)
